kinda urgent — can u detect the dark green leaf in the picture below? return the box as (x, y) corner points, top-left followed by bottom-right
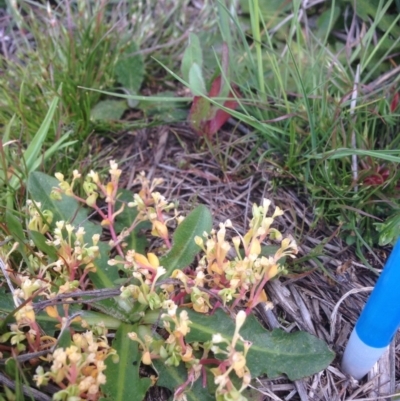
(102, 323), (151, 401)
(186, 308), (334, 381)
(29, 230), (58, 260)
(5, 211), (26, 249)
(160, 205), (212, 276)
(57, 328), (72, 348)
(316, 6), (341, 36)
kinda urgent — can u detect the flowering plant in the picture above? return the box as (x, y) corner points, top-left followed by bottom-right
(0, 163), (334, 400)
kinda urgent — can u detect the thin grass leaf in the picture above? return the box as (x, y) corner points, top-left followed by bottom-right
(309, 148), (400, 163)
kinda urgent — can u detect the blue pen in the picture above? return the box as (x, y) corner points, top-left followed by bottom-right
(342, 239), (400, 380)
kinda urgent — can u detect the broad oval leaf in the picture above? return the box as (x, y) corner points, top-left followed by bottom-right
(186, 308), (334, 381)
(160, 205), (212, 276)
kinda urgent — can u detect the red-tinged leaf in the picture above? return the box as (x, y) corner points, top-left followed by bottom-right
(208, 106), (235, 136)
(189, 75), (239, 138)
(208, 75), (223, 97)
(390, 92), (399, 113)
(189, 96), (213, 135)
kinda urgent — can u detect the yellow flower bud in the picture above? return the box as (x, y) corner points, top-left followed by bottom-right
(152, 220), (168, 238)
(45, 306), (59, 319)
(55, 172), (64, 181)
(249, 238), (261, 255)
(147, 253), (159, 268)
(235, 310), (246, 331)
(266, 264), (279, 280)
(142, 351), (152, 365)
(134, 253), (150, 267)
(86, 193), (98, 207)
(106, 182), (114, 197)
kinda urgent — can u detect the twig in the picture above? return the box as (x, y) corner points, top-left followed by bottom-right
(0, 349), (51, 365)
(330, 286), (373, 342)
(33, 287), (122, 311)
(350, 64), (360, 191)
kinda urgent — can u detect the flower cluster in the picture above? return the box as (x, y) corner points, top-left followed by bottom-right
(0, 273), (52, 352)
(210, 311), (251, 401)
(128, 172), (178, 247)
(34, 330), (117, 401)
(2, 162), (300, 401)
(26, 200), (53, 234)
(187, 199), (298, 313)
(47, 221), (100, 285)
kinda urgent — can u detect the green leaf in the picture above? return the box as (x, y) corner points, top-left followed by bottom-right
(5, 210), (26, 248)
(29, 230), (58, 260)
(181, 33), (203, 83)
(88, 244), (131, 323)
(160, 205), (212, 276)
(137, 91), (188, 122)
(91, 100), (127, 122)
(375, 211), (400, 246)
(189, 96), (212, 133)
(57, 327), (72, 348)
(186, 308), (334, 381)
(101, 323), (151, 401)
(115, 41), (144, 94)
(316, 6), (341, 37)
(153, 359), (214, 401)
(188, 63), (207, 96)
(8, 89), (59, 191)
(0, 288), (17, 333)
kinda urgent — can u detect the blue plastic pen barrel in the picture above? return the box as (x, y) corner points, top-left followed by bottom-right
(342, 239), (400, 380)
